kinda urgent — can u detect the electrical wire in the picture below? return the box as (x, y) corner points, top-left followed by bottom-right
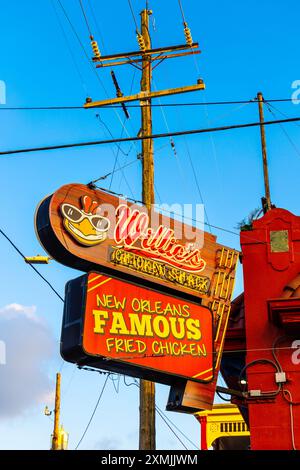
(177, 0), (186, 23)
(283, 389), (298, 450)
(109, 373), (121, 393)
(155, 405), (199, 450)
(75, 373), (110, 449)
(69, 337), (300, 363)
(57, 0), (132, 160)
(2, 116), (300, 156)
(0, 98), (298, 111)
(80, 0), (140, 164)
(266, 103), (300, 159)
(94, 114), (136, 198)
(217, 376), (234, 402)
(155, 406), (189, 450)
(264, 100), (300, 128)
(152, 81), (202, 212)
(86, 0), (106, 52)
(88, 158), (138, 186)
(56, 182), (300, 257)
(78, 0), (93, 37)
(239, 359), (281, 397)
(0, 227), (64, 302)
(216, 390), (232, 402)
(152, 76), (212, 231)
(289, 401), (297, 451)
(123, 375), (139, 387)
(51, 0), (89, 96)
(57, 0), (138, 157)
(95, 113), (130, 157)
(122, 375), (198, 449)
(57, 0), (94, 70)
(109, 70), (137, 190)
(272, 336), (287, 372)
(63, 365), (78, 397)
(282, 389), (300, 406)
(184, 141), (212, 232)
(127, 0), (139, 32)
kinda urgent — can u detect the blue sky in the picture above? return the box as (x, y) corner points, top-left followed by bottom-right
(0, 0), (300, 450)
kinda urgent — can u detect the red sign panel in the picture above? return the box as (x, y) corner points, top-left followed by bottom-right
(62, 272), (214, 384)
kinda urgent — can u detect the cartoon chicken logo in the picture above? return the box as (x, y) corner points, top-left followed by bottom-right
(60, 195), (110, 247)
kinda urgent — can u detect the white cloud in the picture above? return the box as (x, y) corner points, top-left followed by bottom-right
(0, 304), (55, 419)
(0, 303), (39, 322)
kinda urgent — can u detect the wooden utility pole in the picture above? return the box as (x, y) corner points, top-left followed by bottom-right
(141, 9), (154, 209)
(84, 6), (205, 450)
(257, 92), (271, 212)
(139, 9), (156, 451)
(51, 372), (61, 450)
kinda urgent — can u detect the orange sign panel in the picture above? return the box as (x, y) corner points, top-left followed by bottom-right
(61, 273), (214, 385)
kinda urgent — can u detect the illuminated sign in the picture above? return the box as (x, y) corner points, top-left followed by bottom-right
(36, 183), (239, 403)
(61, 273), (214, 384)
(35, 183), (237, 301)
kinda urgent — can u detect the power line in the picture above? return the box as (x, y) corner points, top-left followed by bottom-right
(2, 116), (300, 156)
(152, 78), (212, 232)
(57, 0), (137, 151)
(155, 406), (189, 450)
(265, 101), (300, 128)
(51, 0), (89, 96)
(122, 376), (198, 449)
(86, 0), (106, 52)
(60, 0), (139, 219)
(57, 0), (94, 69)
(88, 158), (139, 185)
(0, 228), (64, 302)
(89, 344), (300, 361)
(34, 182), (300, 267)
(75, 373), (110, 449)
(94, 112), (136, 198)
(177, 0), (186, 23)
(265, 103), (300, 159)
(78, 0), (93, 37)
(109, 70), (137, 190)
(155, 405), (199, 450)
(55, 0), (139, 197)
(127, 0), (139, 32)
(0, 98), (298, 111)
(95, 113), (130, 157)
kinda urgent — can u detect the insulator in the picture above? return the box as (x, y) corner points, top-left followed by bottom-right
(136, 32), (146, 52)
(91, 39), (101, 60)
(183, 22), (193, 46)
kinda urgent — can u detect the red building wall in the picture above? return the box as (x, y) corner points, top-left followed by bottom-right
(241, 208), (300, 450)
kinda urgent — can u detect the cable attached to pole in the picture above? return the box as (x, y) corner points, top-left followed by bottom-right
(0, 227), (64, 302)
(75, 373), (110, 449)
(2, 116), (300, 156)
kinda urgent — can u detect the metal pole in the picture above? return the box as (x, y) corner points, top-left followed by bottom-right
(257, 92), (271, 212)
(51, 372), (61, 450)
(139, 8), (156, 451)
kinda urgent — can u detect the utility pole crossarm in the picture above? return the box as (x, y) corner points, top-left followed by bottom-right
(97, 49), (200, 69)
(84, 81), (205, 108)
(94, 42), (200, 64)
